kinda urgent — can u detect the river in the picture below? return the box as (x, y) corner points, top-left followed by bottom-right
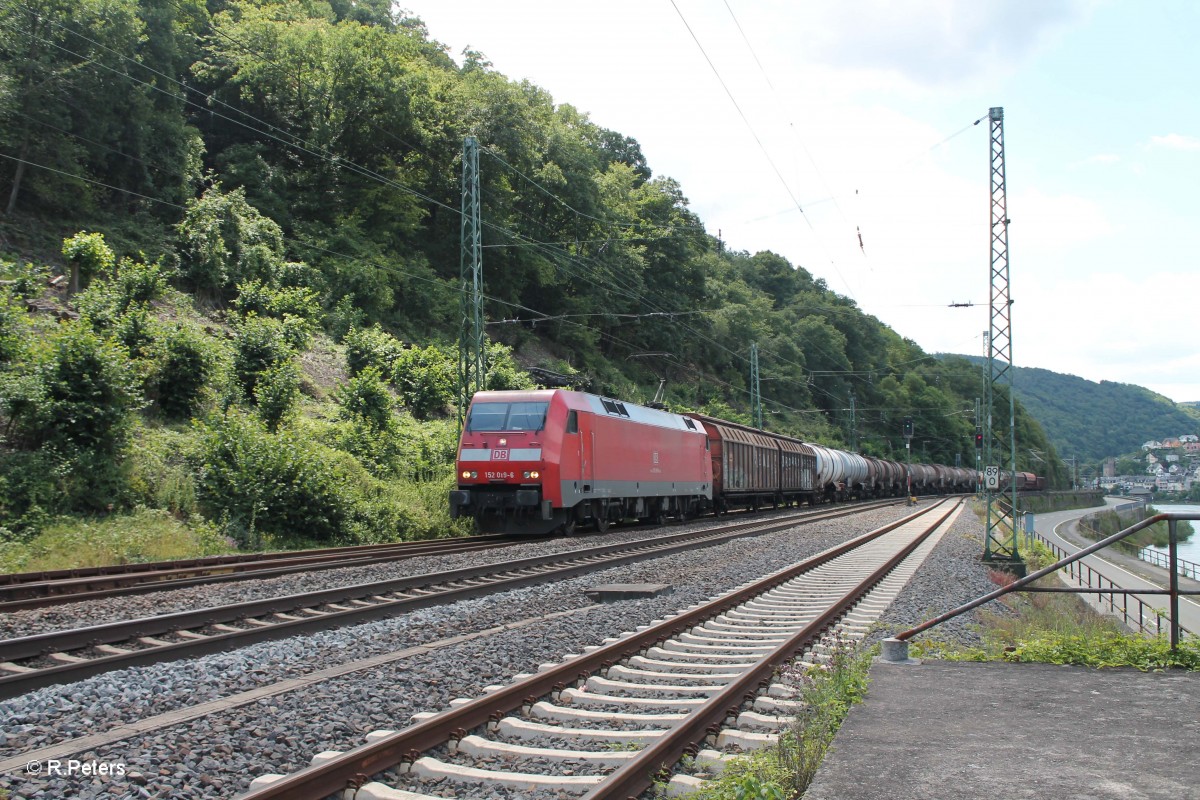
(1145, 503), (1200, 565)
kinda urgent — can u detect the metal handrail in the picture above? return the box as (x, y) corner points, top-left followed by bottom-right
(1137, 547), (1200, 581)
(892, 512), (1199, 652)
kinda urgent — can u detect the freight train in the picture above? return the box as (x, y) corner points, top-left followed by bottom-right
(449, 389), (982, 535)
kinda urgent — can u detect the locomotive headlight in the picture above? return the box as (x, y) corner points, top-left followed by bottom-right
(524, 470), (540, 479)
(461, 470), (477, 479)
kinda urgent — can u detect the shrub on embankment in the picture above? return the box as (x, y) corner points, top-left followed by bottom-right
(1077, 505), (1194, 550)
(913, 541), (1200, 670)
(1, 232), (533, 570)
(1021, 491), (1105, 515)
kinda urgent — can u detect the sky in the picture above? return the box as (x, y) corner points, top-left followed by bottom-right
(403, 0), (1200, 403)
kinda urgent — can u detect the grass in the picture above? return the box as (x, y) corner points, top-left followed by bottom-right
(911, 540), (1200, 670)
(0, 506), (233, 574)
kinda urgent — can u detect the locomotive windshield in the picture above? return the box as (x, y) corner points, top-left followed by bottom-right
(466, 401), (549, 432)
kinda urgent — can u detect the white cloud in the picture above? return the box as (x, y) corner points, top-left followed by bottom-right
(756, 0), (1094, 88)
(1148, 133), (1200, 151)
(1012, 187), (1112, 252)
(1073, 153), (1120, 167)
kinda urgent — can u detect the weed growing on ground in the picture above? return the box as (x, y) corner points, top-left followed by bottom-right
(684, 636), (874, 799)
(0, 507), (230, 573)
(911, 539), (1200, 671)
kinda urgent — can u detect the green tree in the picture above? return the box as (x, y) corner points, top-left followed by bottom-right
(0, 0), (202, 216)
(176, 184), (286, 295)
(62, 231), (115, 295)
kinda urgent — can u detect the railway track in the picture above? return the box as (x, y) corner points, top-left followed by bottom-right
(242, 497), (964, 799)
(0, 499), (902, 700)
(0, 533), (523, 612)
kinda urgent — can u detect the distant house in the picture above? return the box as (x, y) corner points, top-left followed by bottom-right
(1180, 434), (1199, 443)
(1166, 454), (1180, 463)
(1186, 442), (1200, 453)
(1162, 437), (1182, 449)
(1143, 441), (1161, 451)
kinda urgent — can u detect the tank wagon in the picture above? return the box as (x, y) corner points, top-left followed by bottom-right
(450, 389), (1000, 535)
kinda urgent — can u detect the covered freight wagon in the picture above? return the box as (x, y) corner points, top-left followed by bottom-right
(686, 414), (816, 511)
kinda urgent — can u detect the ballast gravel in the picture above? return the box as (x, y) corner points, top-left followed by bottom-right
(0, 502), (1001, 800)
(0, 522), (736, 640)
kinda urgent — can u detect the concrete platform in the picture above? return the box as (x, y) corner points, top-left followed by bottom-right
(805, 660), (1199, 800)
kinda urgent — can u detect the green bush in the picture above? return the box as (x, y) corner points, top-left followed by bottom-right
(0, 259), (50, 299)
(115, 256), (170, 306)
(195, 411), (350, 547)
(392, 343), (455, 420)
(0, 449), (66, 539)
(392, 415), (459, 482)
(336, 366), (394, 431)
(233, 279), (322, 323)
(253, 359), (300, 432)
(327, 295), (366, 341)
(32, 324), (141, 455)
(125, 424), (201, 518)
(232, 314), (296, 406)
(113, 306), (158, 361)
(344, 324), (403, 377)
(0, 288), (30, 365)
(1, 316), (148, 521)
(233, 279), (322, 350)
(75, 256), (169, 339)
(485, 341), (536, 391)
(151, 324), (219, 419)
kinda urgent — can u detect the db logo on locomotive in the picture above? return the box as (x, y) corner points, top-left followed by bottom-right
(492, 449), (509, 460)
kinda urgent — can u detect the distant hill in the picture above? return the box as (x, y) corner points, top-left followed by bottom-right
(943, 357), (1198, 463)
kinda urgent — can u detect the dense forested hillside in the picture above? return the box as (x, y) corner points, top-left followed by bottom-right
(947, 358), (1198, 463)
(0, 0), (1065, 561)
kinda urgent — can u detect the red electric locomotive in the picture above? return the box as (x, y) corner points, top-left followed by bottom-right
(450, 389), (712, 535)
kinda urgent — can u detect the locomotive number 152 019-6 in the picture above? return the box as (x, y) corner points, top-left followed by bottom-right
(486, 471), (516, 479)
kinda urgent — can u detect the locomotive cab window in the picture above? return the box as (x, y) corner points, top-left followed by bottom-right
(466, 401), (549, 432)
(566, 410), (578, 433)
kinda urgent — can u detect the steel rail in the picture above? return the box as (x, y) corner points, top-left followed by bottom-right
(584, 500), (960, 799)
(0, 537), (521, 610)
(0, 533), (518, 586)
(0, 498), (905, 610)
(0, 500), (901, 699)
(238, 499), (953, 800)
